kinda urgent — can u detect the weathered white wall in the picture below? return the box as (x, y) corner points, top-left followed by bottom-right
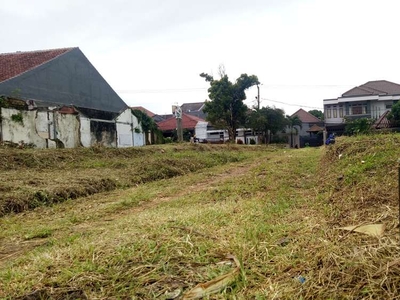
(79, 117), (91, 147)
(35, 111), (56, 148)
(130, 110), (145, 147)
(116, 109), (133, 147)
(117, 123), (133, 147)
(1, 108), (47, 147)
(195, 121), (208, 140)
(133, 131), (144, 146)
(55, 113), (80, 148)
(116, 109), (132, 123)
(1, 108), (83, 148)
(1, 107), (146, 148)
(116, 108), (145, 147)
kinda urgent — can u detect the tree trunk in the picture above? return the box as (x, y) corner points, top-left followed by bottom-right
(228, 127), (235, 143)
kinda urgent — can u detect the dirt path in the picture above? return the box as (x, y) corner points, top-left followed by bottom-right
(0, 160), (259, 266)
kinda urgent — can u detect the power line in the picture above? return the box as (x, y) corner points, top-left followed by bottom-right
(260, 97), (323, 110)
(117, 84), (352, 94)
(117, 88), (208, 94)
(259, 84), (353, 89)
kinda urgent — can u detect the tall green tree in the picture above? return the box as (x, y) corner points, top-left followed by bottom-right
(286, 115), (302, 147)
(308, 109), (324, 120)
(200, 72), (259, 141)
(387, 101), (400, 126)
(247, 106), (286, 143)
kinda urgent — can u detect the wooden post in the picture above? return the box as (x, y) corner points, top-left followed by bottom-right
(177, 117), (183, 142)
(398, 159), (400, 241)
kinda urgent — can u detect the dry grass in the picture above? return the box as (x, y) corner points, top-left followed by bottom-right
(0, 136), (399, 299)
(0, 144), (261, 216)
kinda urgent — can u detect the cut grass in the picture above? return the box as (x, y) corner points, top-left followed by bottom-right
(0, 136), (399, 298)
(0, 144), (261, 216)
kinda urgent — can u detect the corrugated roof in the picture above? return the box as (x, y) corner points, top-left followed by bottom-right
(291, 108), (322, 123)
(157, 113), (205, 131)
(342, 80), (400, 97)
(0, 48), (74, 82)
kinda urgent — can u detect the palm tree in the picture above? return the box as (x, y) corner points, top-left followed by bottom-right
(286, 115), (302, 148)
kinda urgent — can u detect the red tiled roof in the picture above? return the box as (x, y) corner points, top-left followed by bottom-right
(291, 108), (322, 123)
(342, 80), (400, 97)
(157, 113), (205, 131)
(131, 106), (155, 117)
(0, 48), (74, 82)
(307, 124), (324, 132)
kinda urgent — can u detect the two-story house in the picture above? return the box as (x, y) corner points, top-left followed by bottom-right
(324, 80), (400, 134)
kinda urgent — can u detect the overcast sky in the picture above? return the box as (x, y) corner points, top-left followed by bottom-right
(2, 0), (400, 115)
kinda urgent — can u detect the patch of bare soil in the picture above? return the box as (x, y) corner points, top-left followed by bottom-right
(0, 239), (47, 267)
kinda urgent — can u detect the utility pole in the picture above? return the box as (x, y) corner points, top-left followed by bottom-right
(175, 104), (183, 142)
(257, 84), (260, 110)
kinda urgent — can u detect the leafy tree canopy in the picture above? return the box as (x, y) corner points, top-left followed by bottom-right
(308, 109), (324, 120)
(387, 101), (400, 126)
(247, 106), (286, 143)
(200, 72), (259, 141)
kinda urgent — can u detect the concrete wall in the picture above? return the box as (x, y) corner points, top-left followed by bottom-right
(116, 108), (145, 147)
(116, 109), (133, 147)
(1, 106), (145, 148)
(54, 113), (80, 148)
(195, 121), (208, 140)
(133, 131), (144, 146)
(1, 108), (82, 148)
(90, 120), (117, 147)
(1, 108), (48, 147)
(80, 117), (91, 147)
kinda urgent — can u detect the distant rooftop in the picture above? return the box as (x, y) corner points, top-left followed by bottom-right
(157, 113), (205, 131)
(342, 80), (400, 97)
(291, 108), (322, 123)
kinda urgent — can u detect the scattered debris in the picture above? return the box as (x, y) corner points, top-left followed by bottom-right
(182, 255), (240, 299)
(164, 288), (182, 299)
(297, 276), (306, 284)
(338, 224), (385, 237)
(276, 236), (290, 246)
